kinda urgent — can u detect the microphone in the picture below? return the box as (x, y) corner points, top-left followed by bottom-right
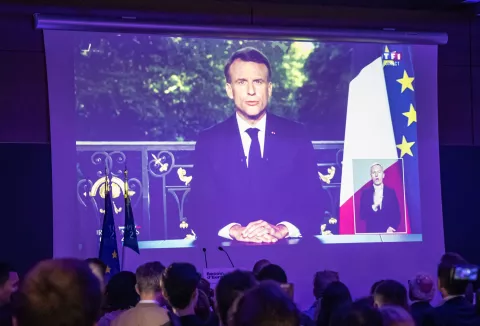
(202, 248), (208, 269)
(218, 246), (234, 268)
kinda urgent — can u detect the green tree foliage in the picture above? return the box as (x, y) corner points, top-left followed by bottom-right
(75, 33), (353, 141)
(296, 43), (354, 140)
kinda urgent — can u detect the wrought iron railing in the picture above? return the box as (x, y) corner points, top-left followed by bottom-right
(76, 141), (344, 241)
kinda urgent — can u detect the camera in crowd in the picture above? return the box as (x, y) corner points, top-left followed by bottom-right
(450, 265), (479, 288)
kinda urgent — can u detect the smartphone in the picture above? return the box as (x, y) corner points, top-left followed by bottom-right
(454, 266), (479, 281)
(280, 283), (294, 299)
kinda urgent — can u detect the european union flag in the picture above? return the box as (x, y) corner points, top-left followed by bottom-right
(123, 170), (139, 254)
(382, 45), (421, 234)
(99, 176), (120, 275)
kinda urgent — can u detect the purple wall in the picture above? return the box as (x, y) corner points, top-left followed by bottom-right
(0, 4), (477, 272)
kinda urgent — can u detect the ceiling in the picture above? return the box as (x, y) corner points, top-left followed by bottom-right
(238, 0), (475, 11)
(0, 0), (475, 16)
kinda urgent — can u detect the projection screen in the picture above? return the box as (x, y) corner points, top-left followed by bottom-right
(39, 15), (446, 305)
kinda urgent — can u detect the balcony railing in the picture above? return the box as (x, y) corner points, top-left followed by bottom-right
(76, 141), (344, 241)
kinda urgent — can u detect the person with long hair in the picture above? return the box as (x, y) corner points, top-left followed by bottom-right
(316, 281), (352, 326)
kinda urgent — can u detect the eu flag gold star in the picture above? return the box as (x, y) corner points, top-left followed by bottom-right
(106, 266), (111, 274)
(396, 136), (415, 157)
(402, 104), (417, 126)
(112, 250), (117, 259)
(396, 70), (415, 93)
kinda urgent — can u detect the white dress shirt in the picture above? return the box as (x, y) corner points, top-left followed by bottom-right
(139, 300), (159, 304)
(217, 113), (301, 240)
(372, 184), (384, 211)
(237, 112), (266, 167)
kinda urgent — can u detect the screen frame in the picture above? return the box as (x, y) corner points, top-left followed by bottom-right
(34, 14), (448, 45)
(42, 25), (445, 307)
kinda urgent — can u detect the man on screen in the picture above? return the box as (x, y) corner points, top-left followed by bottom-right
(188, 47), (326, 243)
(359, 163), (401, 233)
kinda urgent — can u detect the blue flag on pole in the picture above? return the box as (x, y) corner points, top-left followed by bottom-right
(99, 175), (120, 275)
(123, 170), (139, 254)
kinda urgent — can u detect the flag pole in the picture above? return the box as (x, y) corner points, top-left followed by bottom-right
(100, 166), (108, 258)
(121, 165), (127, 271)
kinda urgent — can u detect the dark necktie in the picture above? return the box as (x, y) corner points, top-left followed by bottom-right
(246, 128), (261, 169)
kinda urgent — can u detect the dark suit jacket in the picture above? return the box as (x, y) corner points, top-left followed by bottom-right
(411, 301), (433, 326)
(359, 184), (400, 233)
(187, 113), (327, 240)
(422, 296), (480, 326)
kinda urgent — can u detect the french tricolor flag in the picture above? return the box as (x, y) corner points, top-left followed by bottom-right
(339, 55), (412, 235)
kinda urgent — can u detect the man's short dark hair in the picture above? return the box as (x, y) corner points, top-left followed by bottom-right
(215, 270), (257, 326)
(374, 280), (409, 310)
(440, 252), (467, 265)
(13, 258), (102, 326)
(0, 263), (14, 287)
(136, 261), (165, 293)
(252, 259), (270, 277)
(257, 264), (287, 284)
(105, 271), (139, 311)
(438, 253), (468, 295)
(224, 47), (272, 83)
(85, 258), (107, 275)
(229, 281), (300, 326)
(370, 280), (385, 295)
(161, 263), (200, 310)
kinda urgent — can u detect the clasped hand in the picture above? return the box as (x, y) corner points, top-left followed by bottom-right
(229, 220), (289, 243)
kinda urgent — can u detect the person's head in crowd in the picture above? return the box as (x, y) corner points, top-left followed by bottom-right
(195, 289), (212, 322)
(0, 263), (19, 306)
(374, 280), (409, 310)
(257, 264), (287, 284)
(316, 281), (352, 326)
(370, 280), (385, 296)
(336, 300), (383, 326)
(85, 258), (107, 291)
(198, 278), (214, 308)
(440, 252), (467, 264)
(354, 296), (375, 308)
(408, 273), (435, 302)
(135, 261), (165, 303)
(313, 270), (339, 300)
(228, 281), (300, 326)
(252, 259), (271, 278)
(437, 252), (469, 298)
(13, 258), (102, 326)
(104, 271), (139, 312)
(379, 305), (414, 326)
(161, 263), (201, 316)
(216, 270), (257, 326)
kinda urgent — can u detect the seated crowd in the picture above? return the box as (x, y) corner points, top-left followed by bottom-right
(0, 252), (479, 326)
